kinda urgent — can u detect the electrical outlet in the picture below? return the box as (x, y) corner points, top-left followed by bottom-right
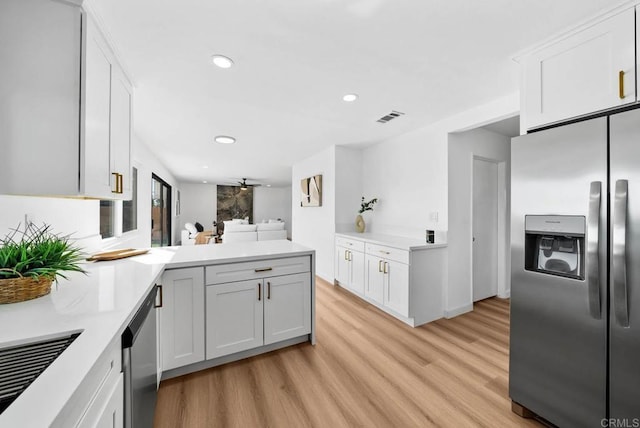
(429, 211), (439, 223)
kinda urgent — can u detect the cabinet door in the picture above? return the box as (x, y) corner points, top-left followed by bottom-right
(350, 250), (366, 295)
(93, 373), (124, 428)
(365, 255), (384, 304)
(82, 17), (113, 199)
(523, 8), (635, 130)
(110, 68), (132, 199)
(335, 246), (350, 286)
(383, 260), (409, 317)
(0, 0), (82, 196)
(206, 280), (264, 359)
(76, 373), (123, 428)
(264, 273), (311, 345)
(160, 268), (205, 371)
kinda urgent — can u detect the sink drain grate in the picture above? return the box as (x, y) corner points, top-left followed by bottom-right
(0, 332), (81, 414)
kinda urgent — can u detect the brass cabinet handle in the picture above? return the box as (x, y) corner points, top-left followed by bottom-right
(118, 173), (124, 194)
(154, 284), (163, 308)
(379, 250), (390, 255)
(267, 282), (271, 300)
(619, 70), (625, 99)
(378, 260), (383, 272)
(347, 251), (352, 262)
(258, 283), (261, 301)
(383, 262), (388, 274)
(255, 267), (273, 273)
(344, 250), (348, 261)
(112, 172), (119, 193)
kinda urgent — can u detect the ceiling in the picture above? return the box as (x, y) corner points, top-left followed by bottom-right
(89, 0), (616, 186)
(481, 116), (521, 138)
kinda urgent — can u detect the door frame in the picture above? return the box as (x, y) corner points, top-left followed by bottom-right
(470, 154), (509, 301)
(151, 173), (172, 247)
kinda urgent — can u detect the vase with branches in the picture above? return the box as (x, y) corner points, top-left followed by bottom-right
(356, 197), (378, 233)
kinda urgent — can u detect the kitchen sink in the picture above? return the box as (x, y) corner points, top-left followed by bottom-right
(0, 331), (81, 414)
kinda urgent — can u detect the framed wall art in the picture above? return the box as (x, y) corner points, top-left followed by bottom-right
(300, 174), (322, 207)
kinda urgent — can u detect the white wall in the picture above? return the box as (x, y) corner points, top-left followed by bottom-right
(254, 186), (292, 238)
(291, 146), (336, 282)
(335, 146), (363, 233)
(360, 92), (519, 314)
(0, 134), (179, 253)
(178, 183), (217, 238)
(447, 127), (512, 317)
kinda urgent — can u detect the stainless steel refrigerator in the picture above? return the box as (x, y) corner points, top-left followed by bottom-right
(510, 108), (640, 427)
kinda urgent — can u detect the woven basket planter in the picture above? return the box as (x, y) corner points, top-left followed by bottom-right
(0, 276), (53, 304)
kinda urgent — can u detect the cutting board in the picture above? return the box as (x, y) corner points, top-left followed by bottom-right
(86, 248), (149, 262)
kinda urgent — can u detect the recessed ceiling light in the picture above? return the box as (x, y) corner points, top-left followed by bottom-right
(202, 165), (209, 169)
(214, 135), (236, 144)
(342, 93), (358, 102)
(266, 184), (271, 187)
(211, 55), (234, 69)
(202, 180), (208, 184)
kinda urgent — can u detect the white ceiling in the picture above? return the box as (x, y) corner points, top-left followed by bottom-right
(90, 0), (616, 186)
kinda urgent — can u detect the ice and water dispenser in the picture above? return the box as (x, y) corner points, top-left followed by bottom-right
(524, 215), (585, 280)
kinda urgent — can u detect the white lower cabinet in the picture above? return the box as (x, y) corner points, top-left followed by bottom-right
(206, 279), (264, 359)
(264, 273), (311, 345)
(336, 246), (365, 295)
(336, 233), (445, 327)
(383, 259), (409, 317)
(159, 267), (205, 371)
(53, 337), (123, 428)
(79, 373), (124, 428)
(206, 272), (311, 359)
(365, 254), (385, 304)
(159, 255), (313, 374)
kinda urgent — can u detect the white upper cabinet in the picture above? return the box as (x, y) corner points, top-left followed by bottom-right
(521, 7), (636, 130)
(0, 0), (132, 199)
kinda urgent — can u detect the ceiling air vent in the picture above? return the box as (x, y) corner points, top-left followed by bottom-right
(376, 110), (405, 124)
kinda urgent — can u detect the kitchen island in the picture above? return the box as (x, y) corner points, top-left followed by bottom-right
(0, 240), (315, 428)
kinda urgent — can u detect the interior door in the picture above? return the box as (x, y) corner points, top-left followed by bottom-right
(473, 157), (499, 301)
(609, 108), (640, 419)
(510, 117), (607, 427)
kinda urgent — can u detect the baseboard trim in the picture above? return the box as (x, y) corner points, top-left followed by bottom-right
(498, 289), (511, 299)
(161, 335), (311, 381)
(444, 303), (473, 319)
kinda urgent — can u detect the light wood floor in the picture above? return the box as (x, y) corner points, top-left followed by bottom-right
(154, 278), (542, 428)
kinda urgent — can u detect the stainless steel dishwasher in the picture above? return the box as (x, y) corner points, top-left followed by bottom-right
(122, 285), (159, 428)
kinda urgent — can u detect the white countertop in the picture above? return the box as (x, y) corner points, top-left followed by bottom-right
(335, 232), (447, 250)
(0, 240), (313, 427)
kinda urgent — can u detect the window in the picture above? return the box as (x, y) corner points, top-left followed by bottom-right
(100, 167), (138, 239)
(100, 201), (115, 239)
(123, 167), (138, 233)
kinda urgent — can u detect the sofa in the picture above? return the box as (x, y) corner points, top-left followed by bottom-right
(181, 222), (215, 245)
(222, 220), (287, 243)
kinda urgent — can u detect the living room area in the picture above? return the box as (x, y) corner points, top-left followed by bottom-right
(178, 181), (292, 245)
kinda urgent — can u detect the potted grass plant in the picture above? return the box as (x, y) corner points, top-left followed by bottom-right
(0, 223), (86, 304)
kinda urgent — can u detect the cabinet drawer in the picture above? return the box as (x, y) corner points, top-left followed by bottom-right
(365, 243), (409, 265)
(205, 256), (310, 285)
(335, 236), (365, 252)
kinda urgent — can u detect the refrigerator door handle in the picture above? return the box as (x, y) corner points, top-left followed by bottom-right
(613, 179), (630, 327)
(587, 181), (602, 319)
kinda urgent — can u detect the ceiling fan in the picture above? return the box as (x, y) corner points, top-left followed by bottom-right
(236, 178), (261, 190)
